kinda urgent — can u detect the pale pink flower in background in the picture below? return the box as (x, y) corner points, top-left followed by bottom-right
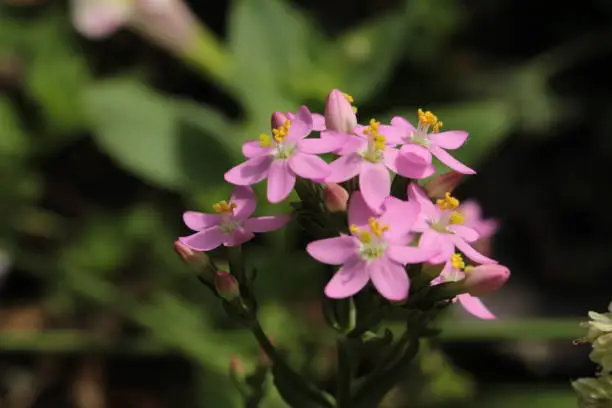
(306, 191), (431, 301)
(432, 254), (508, 320)
(319, 89), (358, 151)
(407, 183), (497, 265)
(179, 186), (289, 251)
(423, 171), (464, 199)
(391, 109), (475, 175)
(459, 200), (500, 239)
(326, 119), (431, 212)
(226, 106), (336, 203)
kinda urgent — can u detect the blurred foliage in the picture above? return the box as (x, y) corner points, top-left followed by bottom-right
(0, 0), (608, 406)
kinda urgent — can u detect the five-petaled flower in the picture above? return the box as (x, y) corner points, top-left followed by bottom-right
(392, 109), (475, 175)
(179, 186), (290, 251)
(407, 183), (497, 265)
(306, 191), (431, 301)
(225, 106), (337, 203)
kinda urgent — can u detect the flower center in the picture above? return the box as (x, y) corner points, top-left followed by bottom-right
(361, 119), (386, 163)
(410, 108), (443, 146)
(259, 120), (297, 160)
(213, 200), (242, 233)
(442, 253), (471, 282)
(430, 192), (464, 233)
(350, 217), (389, 260)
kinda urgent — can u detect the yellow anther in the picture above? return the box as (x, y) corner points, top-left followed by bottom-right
(432, 121), (443, 133)
(368, 217), (389, 238)
(436, 192), (460, 210)
(418, 108), (443, 132)
(464, 265), (474, 272)
(350, 224), (372, 244)
(449, 211), (464, 225)
(343, 93), (355, 104)
(272, 119), (291, 143)
(352, 106), (358, 114)
(259, 134), (273, 147)
(212, 200), (237, 214)
(451, 253), (465, 270)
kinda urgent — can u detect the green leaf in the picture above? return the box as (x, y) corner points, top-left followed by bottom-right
(0, 97), (28, 157)
(84, 79), (235, 191)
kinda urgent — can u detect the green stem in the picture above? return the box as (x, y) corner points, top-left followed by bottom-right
(227, 245), (247, 285)
(336, 336), (352, 407)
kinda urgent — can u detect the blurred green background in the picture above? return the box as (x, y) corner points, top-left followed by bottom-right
(2, 0), (612, 406)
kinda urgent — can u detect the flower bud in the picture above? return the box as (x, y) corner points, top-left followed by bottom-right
(464, 265), (510, 296)
(323, 183), (349, 213)
(271, 111), (289, 130)
(214, 270), (240, 301)
(174, 240), (209, 267)
(324, 89), (357, 133)
(423, 172), (464, 199)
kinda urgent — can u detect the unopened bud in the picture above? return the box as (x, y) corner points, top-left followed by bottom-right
(464, 265), (510, 296)
(423, 172), (464, 199)
(174, 240), (209, 267)
(324, 89), (357, 134)
(214, 270), (240, 301)
(323, 183), (349, 213)
(271, 111), (289, 130)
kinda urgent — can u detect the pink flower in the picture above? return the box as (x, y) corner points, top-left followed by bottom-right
(391, 109), (475, 175)
(179, 186), (289, 251)
(432, 254), (498, 320)
(306, 191), (431, 301)
(272, 110), (325, 132)
(459, 200), (500, 239)
(225, 107), (337, 203)
(326, 119), (431, 212)
(407, 183), (497, 265)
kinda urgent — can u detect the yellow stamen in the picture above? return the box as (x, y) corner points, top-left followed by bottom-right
(272, 119), (291, 143)
(464, 265), (473, 272)
(449, 211), (464, 225)
(350, 224), (372, 244)
(436, 192), (460, 210)
(368, 217), (389, 238)
(363, 118), (386, 152)
(418, 108), (443, 132)
(352, 106), (358, 114)
(343, 93), (355, 104)
(259, 134), (273, 147)
(212, 200), (237, 214)
(450, 253), (465, 270)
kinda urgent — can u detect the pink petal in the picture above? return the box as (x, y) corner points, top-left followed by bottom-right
(379, 199), (420, 244)
(348, 191), (378, 229)
(457, 294), (496, 320)
(225, 228), (255, 246)
(183, 211), (220, 231)
(312, 113), (326, 131)
(299, 137), (342, 155)
(391, 116), (416, 133)
(225, 155), (274, 186)
(286, 106), (313, 141)
(458, 200), (481, 225)
(179, 227), (226, 251)
(72, 0), (131, 39)
(407, 183), (438, 216)
(387, 245), (432, 264)
(419, 230), (453, 264)
(378, 125), (404, 145)
(396, 145), (436, 179)
(326, 153), (363, 183)
(289, 153), (330, 180)
(324, 257), (370, 299)
(230, 186), (257, 219)
(383, 147), (399, 173)
(306, 236), (359, 265)
(451, 236), (498, 264)
(477, 219), (500, 239)
(430, 146), (475, 174)
(429, 130), (469, 150)
(368, 257), (410, 301)
(267, 160), (296, 203)
(244, 215), (290, 233)
(449, 225), (479, 243)
(336, 134), (367, 155)
(359, 162), (391, 212)
(242, 141), (273, 158)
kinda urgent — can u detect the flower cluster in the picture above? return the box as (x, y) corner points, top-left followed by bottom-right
(178, 89), (510, 319)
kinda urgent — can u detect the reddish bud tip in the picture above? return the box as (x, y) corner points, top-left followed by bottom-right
(423, 172), (464, 199)
(229, 355), (245, 376)
(323, 183), (349, 213)
(464, 265), (510, 296)
(174, 240), (208, 266)
(324, 89), (357, 134)
(214, 270), (240, 301)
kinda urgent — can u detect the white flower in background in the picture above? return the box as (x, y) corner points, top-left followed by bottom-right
(71, 0), (200, 56)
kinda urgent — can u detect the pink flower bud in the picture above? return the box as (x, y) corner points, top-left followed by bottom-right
(214, 270), (240, 301)
(271, 111), (289, 130)
(324, 89), (357, 133)
(464, 265), (510, 296)
(423, 172), (464, 199)
(323, 183), (349, 213)
(173, 240), (209, 267)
